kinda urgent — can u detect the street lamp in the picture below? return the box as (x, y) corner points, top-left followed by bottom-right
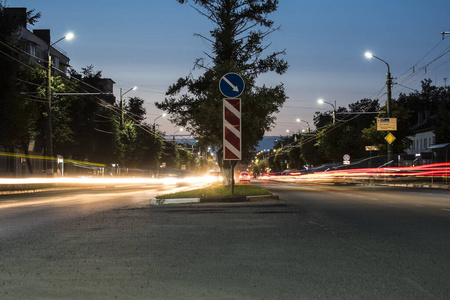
(365, 51), (393, 162)
(119, 86), (137, 126)
(154, 113), (167, 124)
(317, 98), (336, 124)
(173, 128), (183, 135)
(173, 128), (183, 141)
(296, 118), (311, 133)
(153, 113), (167, 131)
(46, 32), (74, 175)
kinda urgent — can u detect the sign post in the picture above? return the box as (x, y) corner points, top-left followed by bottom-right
(343, 154), (350, 165)
(377, 118), (397, 163)
(223, 99), (241, 160)
(220, 73), (244, 194)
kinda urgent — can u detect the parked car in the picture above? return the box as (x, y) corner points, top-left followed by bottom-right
(239, 171), (251, 183)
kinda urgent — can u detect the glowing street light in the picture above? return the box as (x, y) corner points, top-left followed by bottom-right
(154, 113), (167, 124)
(173, 128), (183, 135)
(152, 113), (167, 137)
(365, 51), (393, 162)
(46, 32), (74, 175)
(296, 118), (311, 133)
(65, 32), (74, 41)
(172, 128), (183, 142)
(317, 98), (336, 124)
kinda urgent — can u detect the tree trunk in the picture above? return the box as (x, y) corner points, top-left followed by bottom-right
(21, 142), (33, 175)
(6, 145), (15, 177)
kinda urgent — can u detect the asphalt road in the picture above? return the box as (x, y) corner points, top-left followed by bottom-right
(0, 182), (205, 239)
(0, 182), (449, 299)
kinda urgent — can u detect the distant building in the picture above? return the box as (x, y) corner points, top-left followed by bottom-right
(403, 111), (436, 165)
(406, 111), (436, 155)
(6, 7), (71, 75)
(98, 78), (116, 105)
(2, 7), (117, 177)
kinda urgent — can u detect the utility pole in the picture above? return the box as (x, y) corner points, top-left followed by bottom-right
(120, 88), (123, 127)
(386, 66), (393, 163)
(45, 33), (73, 176)
(46, 48), (53, 176)
(365, 52), (393, 163)
(119, 86), (137, 127)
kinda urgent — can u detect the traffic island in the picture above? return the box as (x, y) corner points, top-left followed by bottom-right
(150, 194), (280, 205)
(150, 184), (279, 205)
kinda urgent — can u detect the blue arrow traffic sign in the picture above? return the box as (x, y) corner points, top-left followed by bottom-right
(219, 73), (245, 98)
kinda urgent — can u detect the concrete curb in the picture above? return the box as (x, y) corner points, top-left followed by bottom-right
(150, 194), (280, 206)
(385, 183), (450, 189)
(359, 182), (450, 190)
(149, 198), (201, 205)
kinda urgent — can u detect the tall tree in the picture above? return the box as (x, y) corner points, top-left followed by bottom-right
(433, 88), (450, 144)
(156, 0), (288, 183)
(124, 97), (165, 169)
(126, 97), (146, 123)
(67, 66), (107, 161)
(314, 99), (380, 162)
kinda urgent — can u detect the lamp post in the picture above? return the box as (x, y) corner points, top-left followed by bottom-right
(296, 118), (310, 133)
(46, 32), (73, 176)
(317, 98), (336, 124)
(119, 86), (137, 127)
(153, 113), (167, 132)
(173, 128), (183, 142)
(365, 51), (393, 162)
(286, 129), (298, 142)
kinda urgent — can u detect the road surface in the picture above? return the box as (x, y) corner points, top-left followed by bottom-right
(0, 182), (449, 299)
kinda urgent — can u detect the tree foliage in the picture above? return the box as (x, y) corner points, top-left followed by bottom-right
(0, 5), (41, 174)
(157, 0), (288, 182)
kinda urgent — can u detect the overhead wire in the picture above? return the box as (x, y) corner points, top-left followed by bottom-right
(0, 44), (170, 144)
(279, 37), (450, 157)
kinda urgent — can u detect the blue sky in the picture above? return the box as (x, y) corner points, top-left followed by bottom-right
(8, 0), (450, 137)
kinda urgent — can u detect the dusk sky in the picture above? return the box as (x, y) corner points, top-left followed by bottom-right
(8, 0), (450, 137)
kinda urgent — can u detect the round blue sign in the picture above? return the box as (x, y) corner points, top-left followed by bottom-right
(219, 73), (245, 98)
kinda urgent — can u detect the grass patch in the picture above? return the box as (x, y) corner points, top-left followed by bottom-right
(156, 183), (271, 199)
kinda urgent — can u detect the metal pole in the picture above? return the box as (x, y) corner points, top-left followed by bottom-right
(333, 100), (336, 124)
(231, 161), (235, 195)
(370, 54), (393, 164)
(387, 70), (393, 163)
(120, 88), (123, 127)
(46, 50), (54, 176)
